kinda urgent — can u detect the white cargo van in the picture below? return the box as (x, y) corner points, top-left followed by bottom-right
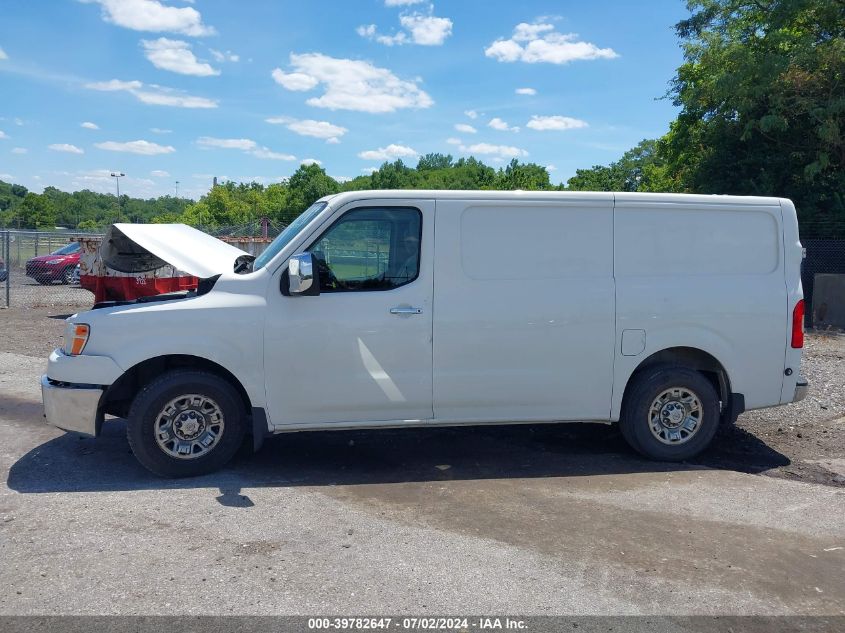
(41, 191), (808, 477)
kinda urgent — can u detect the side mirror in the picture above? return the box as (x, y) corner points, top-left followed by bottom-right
(281, 252), (320, 296)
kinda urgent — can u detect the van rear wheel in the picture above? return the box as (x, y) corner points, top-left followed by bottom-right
(620, 365), (719, 462)
(127, 370), (246, 477)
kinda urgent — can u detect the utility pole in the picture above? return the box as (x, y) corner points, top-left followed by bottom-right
(175, 180), (180, 198)
(110, 172), (125, 222)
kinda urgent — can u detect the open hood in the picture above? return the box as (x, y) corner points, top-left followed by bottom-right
(102, 223), (251, 279)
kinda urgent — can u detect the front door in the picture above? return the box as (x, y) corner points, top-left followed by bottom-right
(264, 200), (435, 427)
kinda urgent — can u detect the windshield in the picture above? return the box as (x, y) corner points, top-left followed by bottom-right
(252, 201), (328, 271)
(51, 242), (81, 256)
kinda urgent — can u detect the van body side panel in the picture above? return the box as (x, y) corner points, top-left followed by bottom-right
(433, 197), (616, 422)
(779, 199), (804, 403)
(611, 198), (788, 418)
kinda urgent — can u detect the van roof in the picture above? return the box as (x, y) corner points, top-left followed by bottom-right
(319, 190), (786, 208)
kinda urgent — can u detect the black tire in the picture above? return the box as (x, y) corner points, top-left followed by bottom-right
(61, 267), (74, 285)
(127, 369), (246, 477)
(620, 365), (720, 462)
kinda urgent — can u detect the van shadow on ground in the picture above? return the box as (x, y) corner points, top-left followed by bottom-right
(6, 417), (789, 496)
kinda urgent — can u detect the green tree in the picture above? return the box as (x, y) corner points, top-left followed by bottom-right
(417, 153), (454, 171)
(18, 192), (57, 229)
(566, 140), (678, 192)
(287, 164), (340, 219)
(665, 0), (845, 223)
(496, 159), (553, 190)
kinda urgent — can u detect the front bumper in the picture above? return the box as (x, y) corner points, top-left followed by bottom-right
(794, 376), (809, 403)
(41, 375), (104, 436)
(26, 262), (58, 279)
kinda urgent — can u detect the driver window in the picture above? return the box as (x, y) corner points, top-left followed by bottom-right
(308, 207), (422, 292)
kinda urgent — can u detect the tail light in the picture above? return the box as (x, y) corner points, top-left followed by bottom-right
(791, 300), (804, 349)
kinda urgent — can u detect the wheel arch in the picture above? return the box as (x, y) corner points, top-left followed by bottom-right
(620, 346), (733, 417)
(101, 354), (252, 420)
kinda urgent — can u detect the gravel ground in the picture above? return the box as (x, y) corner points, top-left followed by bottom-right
(2, 270), (92, 310)
(703, 333), (845, 487)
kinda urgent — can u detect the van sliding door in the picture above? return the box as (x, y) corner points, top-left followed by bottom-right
(432, 197), (616, 422)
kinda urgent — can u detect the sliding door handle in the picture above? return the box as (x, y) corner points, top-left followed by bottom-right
(390, 306), (422, 315)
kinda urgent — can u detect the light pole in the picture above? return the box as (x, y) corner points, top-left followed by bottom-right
(110, 172), (125, 222)
(175, 180), (180, 198)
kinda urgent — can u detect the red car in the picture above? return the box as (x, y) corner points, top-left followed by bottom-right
(26, 242), (82, 285)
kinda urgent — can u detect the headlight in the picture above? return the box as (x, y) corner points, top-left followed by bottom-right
(65, 323), (90, 355)
(46, 258), (63, 265)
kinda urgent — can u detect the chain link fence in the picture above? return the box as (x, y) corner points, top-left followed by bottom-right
(1, 230), (98, 309)
(0, 225), (281, 309)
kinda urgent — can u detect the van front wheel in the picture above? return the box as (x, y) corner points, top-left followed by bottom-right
(127, 370), (246, 477)
(620, 366), (719, 462)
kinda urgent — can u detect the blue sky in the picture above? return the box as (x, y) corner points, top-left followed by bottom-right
(0, 0), (690, 200)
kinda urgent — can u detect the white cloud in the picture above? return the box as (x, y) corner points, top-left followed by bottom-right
(400, 14), (452, 45)
(265, 116), (348, 143)
(11, 147), (27, 154)
(0, 46), (7, 60)
(197, 136), (256, 150)
(14, 118), (23, 126)
(546, 164), (557, 172)
(86, 78), (218, 108)
(485, 21), (618, 65)
(271, 53), (432, 113)
(150, 127), (172, 134)
(196, 136), (295, 161)
(464, 110), (478, 119)
(458, 142), (528, 159)
(385, 0), (425, 5)
(358, 144), (418, 161)
(454, 123), (477, 134)
(209, 49), (239, 63)
(358, 13), (452, 47)
(356, 24), (407, 47)
(251, 147), (296, 161)
(141, 38), (219, 76)
(0, 130), (7, 139)
(362, 167), (378, 174)
(83, 0), (215, 36)
(81, 121), (99, 130)
(446, 137), (462, 145)
(300, 158), (322, 166)
(0, 174), (14, 181)
(64, 169), (158, 195)
(150, 169), (170, 177)
(526, 115), (588, 131)
(49, 143), (84, 154)
(95, 139), (175, 155)
(86, 78), (143, 92)
(516, 87), (537, 95)
(488, 117), (519, 132)
(270, 68), (320, 91)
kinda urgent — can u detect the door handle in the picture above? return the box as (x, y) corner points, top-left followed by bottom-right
(390, 307), (422, 315)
